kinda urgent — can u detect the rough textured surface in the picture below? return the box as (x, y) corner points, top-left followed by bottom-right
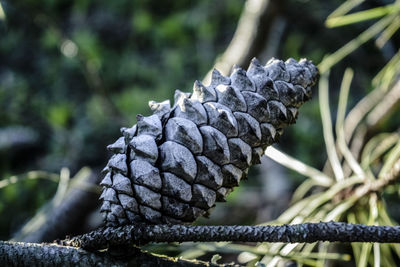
(62, 222), (400, 250)
(0, 241), (215, 267)
(100, 57), (318, 226)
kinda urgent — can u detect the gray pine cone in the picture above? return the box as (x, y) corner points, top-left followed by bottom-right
(100, 58), (318, 226)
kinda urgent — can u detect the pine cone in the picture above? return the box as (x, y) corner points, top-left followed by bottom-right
(100, 58), (318, 226)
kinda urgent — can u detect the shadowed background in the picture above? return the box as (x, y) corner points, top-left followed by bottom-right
(0, 0), (399, 265)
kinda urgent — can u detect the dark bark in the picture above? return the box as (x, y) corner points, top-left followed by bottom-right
(3, 222), (400, 265)
(0, 241), (214, 267)
(61, 222), (400, 251)
(0, 240), (120, 266)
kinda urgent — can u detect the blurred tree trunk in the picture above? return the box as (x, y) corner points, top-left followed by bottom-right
(12, 168), (102, 243)
(203, 0), (284, 83)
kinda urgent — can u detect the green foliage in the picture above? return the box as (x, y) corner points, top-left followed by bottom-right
(0, 0), (244, 239)
(0, 0), (244, 172)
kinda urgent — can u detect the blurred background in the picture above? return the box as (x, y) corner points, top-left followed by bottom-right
(1, 0), (399, 265)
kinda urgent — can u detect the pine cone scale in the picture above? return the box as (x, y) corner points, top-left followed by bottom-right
(100, 57), (318, 226)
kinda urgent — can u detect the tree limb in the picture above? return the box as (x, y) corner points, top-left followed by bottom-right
(0, 241), (120, 266)
(0, 241), (214, 267)
(60, 222), (400, 251)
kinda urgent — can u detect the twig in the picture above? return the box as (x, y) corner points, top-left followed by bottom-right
(0, 170), (59, 189)
(361, 157), (400, 194)
(61, 222), (400, 251)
